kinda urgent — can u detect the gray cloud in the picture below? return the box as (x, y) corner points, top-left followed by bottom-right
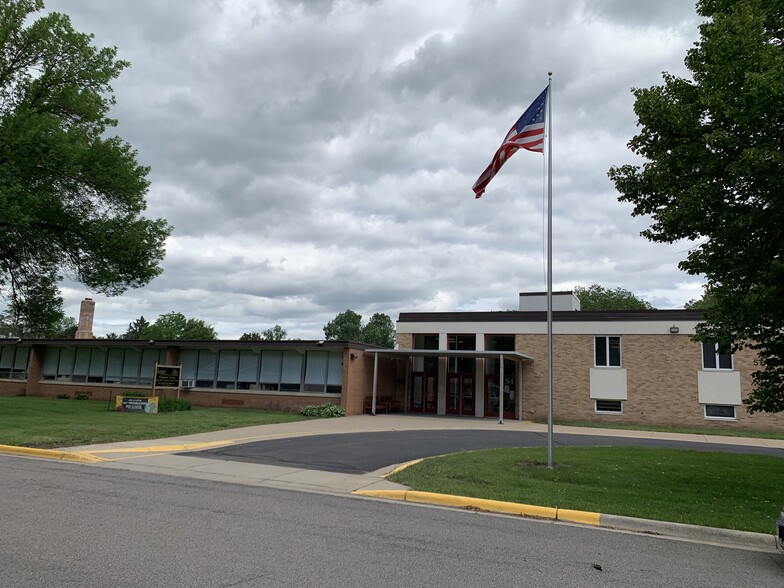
(42, 0), (705, 339)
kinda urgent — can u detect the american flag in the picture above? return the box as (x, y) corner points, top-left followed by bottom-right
(472, 87), (548, 198)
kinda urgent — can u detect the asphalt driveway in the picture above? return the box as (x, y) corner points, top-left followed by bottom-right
(183, 429), (784, 474)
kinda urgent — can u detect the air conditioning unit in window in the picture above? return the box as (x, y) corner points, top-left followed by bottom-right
(181, 379), (195, 389)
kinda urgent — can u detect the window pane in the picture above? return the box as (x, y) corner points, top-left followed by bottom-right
(13, 347), (29, 373)
(139, 349), (159, 384)
(58, 348), (74, 377)
(196, 350), (216, 381)
(718, 352), (733, 370)
(260, 351), (282, 388)
(73, 348), (91, 376)
(238, 351), (259, 383)
(89, 348), (106, 377)
(305, 351), (327, 385)
(327, 352), (343, 386)
(42, 348), (60, 377)
(609, 337), (621, 367)
(122, 349), (140, 382)
(280, 351), (302, 391)
(106, 349), (124, 381)
(0, 347), (12, 369)
(705, 405), (735, 419)
(216, 350), (238, 388)
(485, 335), (514, 352)
(702, 343), (716, 369)
(595, 337), (607, 367)
(181, 350), (198, 380)
(595, 400), (622, 413)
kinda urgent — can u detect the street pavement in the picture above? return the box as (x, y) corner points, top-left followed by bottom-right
(6, 414), (784, 552)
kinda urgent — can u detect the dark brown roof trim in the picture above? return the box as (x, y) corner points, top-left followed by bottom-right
(397, 309), (704, 323)
(2, 339), (385, 351)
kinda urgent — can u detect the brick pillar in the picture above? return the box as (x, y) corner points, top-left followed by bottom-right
(75, 298), (95, 339)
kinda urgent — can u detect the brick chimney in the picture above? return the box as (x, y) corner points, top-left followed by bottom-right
(75, 298), (95, 339)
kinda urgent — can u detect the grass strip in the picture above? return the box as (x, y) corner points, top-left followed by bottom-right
(388, 446), (784, 534)
(554, 419), (784, 440)
(0, 396), (309, 448)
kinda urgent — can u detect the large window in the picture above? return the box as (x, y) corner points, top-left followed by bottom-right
(0, 346), (29, 380)
(702, 342), (732, 370)
(41, 346), (165, 384)
(448, 334), (475, 374)
(595, 336), (621, 367)
(413, 334), (439, 373)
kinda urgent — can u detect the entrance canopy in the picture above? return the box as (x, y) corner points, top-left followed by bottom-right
(363, 349), (534, 420)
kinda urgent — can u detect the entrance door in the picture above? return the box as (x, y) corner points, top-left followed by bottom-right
(484, 373), (515, 420)
(411, 372), (438, 413)
(446, 374), (475, 416)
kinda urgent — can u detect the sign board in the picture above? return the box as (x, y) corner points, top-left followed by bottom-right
(115, 395), (159, 414)
(154, 364), (181, 388)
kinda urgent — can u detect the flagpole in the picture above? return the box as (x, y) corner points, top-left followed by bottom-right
(546, 72), (554, 469)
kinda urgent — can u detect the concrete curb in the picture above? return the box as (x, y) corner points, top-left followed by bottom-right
(353, 489), (778, 552)
(0, 444), (105, 464)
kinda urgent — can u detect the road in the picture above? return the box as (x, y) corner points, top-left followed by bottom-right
(185, 429), (784, 473)
(2, 455), (782, 587)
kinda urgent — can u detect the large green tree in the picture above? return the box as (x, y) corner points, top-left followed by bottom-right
(323, 310), (395, 348)
(608, 0), (784, 412)
(240, 325), (288, 341)
(0, 1), (171, 322)
(123, 313), (217, 340)
(573, 284), (654, 311)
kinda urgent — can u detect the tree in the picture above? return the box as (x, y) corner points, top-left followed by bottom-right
(122, 312), (217, 340)
(0, 1), (171, 325)
(608, 0), (784, 412)
(573, 284), (654, 311)
(323, 310), (395, 348)
(239, 325), (287, 341)
(685, 290), (718, 310)
(361, 313), (396, 348)
(122, 316), (151, 340)
(323, 310), (363, 342)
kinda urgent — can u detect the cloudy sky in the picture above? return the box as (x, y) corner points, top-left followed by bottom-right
(44, 0), (706, 339)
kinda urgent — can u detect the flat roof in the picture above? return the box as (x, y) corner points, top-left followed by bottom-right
(364, 349), (534, 361)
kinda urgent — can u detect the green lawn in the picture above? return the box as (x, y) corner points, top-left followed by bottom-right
(0, 396), (309, 448)
(554, 419), (784, 440)
(388, 446), (784, 533)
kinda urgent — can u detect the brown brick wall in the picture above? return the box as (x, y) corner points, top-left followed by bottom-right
(344, 349), (400, 415)
(518, 333), (784, 431)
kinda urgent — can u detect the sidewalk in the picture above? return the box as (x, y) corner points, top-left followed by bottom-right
(3, 414), (782, 552)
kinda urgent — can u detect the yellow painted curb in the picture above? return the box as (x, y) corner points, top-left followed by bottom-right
(0, 444), (105, 464)
(382, 458), (424, 478)
(86, 440), (234, 454)
(556, 508), (601, 526)
(354, 489), (559, 520)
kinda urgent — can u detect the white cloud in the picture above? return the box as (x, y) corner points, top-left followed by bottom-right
(40, 0), (705, 338)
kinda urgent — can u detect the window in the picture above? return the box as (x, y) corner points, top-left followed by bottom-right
(260, 351), (282, 391)
(595, 336), (621, 367)
(595, 399), (623, 413)
(216, 350), (239, 389)
(0, 346), (29, 380)
(280, 351), (303, 392)
(326, 352), (342, 394)
(448, 334), (475, 374)
(702, 342), (732, 370)
(237, 351), (259, 390)
(704, 404), (736, 420)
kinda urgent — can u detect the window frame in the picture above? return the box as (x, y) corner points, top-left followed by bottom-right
(701, 342), (733, 371)
(594, 399), (623, 414)
(703, 404), (736, 420)
(594, 336), (621, 368)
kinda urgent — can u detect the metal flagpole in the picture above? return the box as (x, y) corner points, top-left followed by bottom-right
(546, 72), (554, 469)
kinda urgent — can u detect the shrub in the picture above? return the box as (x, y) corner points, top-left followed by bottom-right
(299, 402), (345, 418)
(74, 394), (89, 400)
(158, 397), (192, 412)
(56, 393), (70, 400)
